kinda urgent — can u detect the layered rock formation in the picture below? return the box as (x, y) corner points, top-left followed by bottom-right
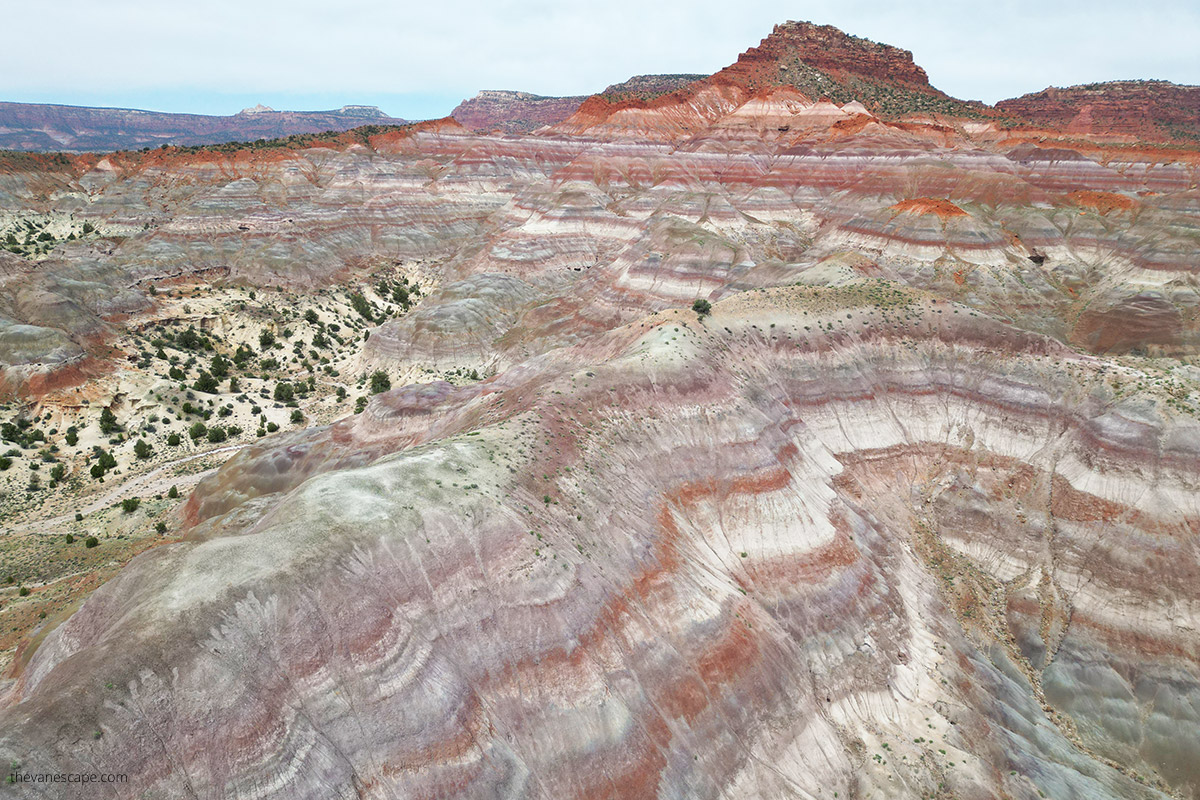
(450, 77), (706, 134)
(5, 288), (1200, 799)
(451, 91), (589, 134)
(0, 102), (407, 152)
(553, 21), (989, 139)
(998, 81), (1200, 142)
(1, 18), (1200, 800)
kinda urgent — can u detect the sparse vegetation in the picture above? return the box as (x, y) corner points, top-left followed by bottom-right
(369, 371), (391, 394)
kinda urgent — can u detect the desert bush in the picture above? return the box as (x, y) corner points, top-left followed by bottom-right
(369, 371), (391, 394)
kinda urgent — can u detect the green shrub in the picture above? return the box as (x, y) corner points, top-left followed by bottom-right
(193, 371), (219, 394)
(176, 326), (202, 350)
(121, 497), (140, 514)
(206, 427), (227, 443)
(168, 485), (179, 499)
(349, 292), (374, 321)
(369, 371), (391, 394)
(692, 298), (712, 316)
(85, 536), (99, 548)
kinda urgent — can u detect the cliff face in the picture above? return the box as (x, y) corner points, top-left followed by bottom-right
(0, 102), (406, 152)
(713, 20), (933, 91)
(997, 80), (1200, 142)
(1, 19), (1200, 800)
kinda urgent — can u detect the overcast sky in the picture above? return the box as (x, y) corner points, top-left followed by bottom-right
(3, 0), (1198, 119)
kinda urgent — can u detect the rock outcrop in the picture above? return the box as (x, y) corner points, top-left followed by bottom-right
(552, 21), (988, 139)
(998, 80), (1200, 142)
(451, 91), (589, 134)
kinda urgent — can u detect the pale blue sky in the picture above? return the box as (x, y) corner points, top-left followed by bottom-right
(3, 0), (1198, 119)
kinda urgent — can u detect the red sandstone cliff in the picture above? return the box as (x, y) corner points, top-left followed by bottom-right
(997, 80), (1200, 142)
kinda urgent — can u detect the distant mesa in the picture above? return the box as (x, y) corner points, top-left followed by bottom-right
(336, 104), (391, 117)
(0, 101), (407, 152)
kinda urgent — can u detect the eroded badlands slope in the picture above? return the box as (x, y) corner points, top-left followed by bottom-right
(4, 287), (1200, 799)
(1, 18), (1199, 800)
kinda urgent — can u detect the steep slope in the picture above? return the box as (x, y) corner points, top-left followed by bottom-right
(595, 73), (707, 101)
(997, 80), (1200, 143)
(0, 102), (407, 152)
(3, 287), (1199, 799)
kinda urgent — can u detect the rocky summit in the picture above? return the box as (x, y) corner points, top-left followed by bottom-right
(1, 18), (1199, 800)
